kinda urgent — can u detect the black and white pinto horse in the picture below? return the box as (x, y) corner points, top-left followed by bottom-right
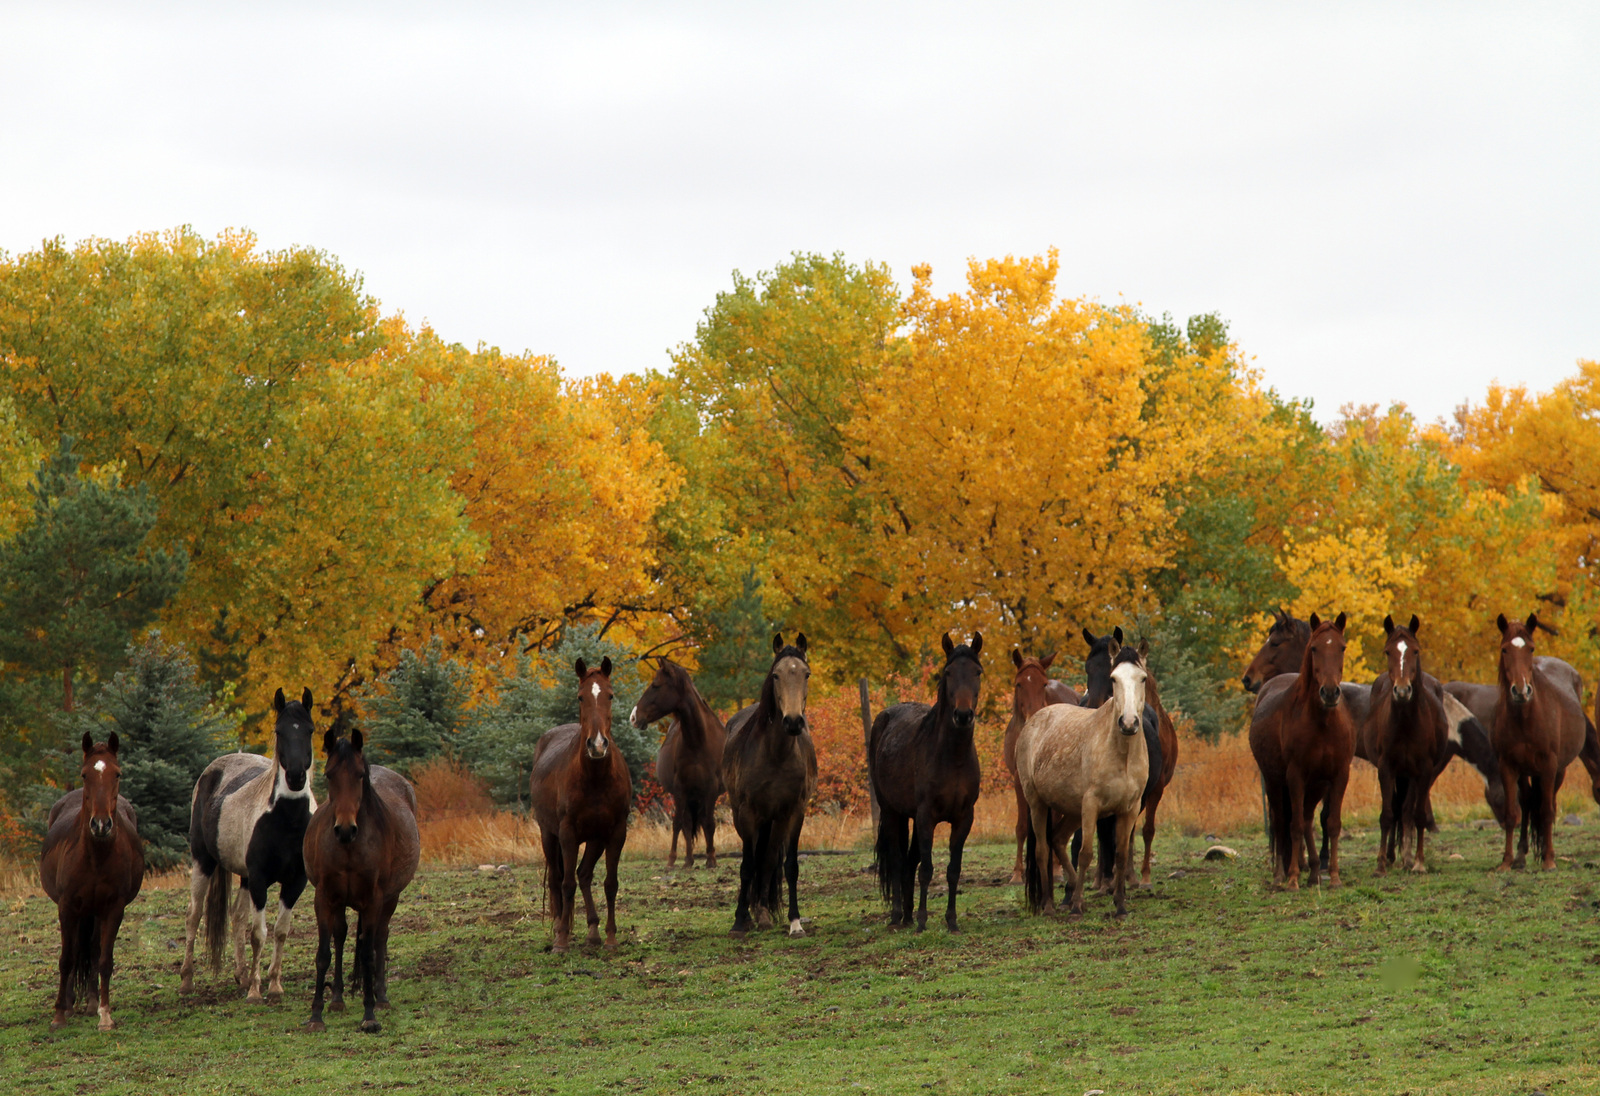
(180, 688), (318, 1002)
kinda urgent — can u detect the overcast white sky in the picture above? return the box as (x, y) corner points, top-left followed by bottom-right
(2, 2), (1595, 422)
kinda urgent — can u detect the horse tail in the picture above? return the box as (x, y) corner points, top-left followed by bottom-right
(872, 812), (901, 904)
(1023, 810), (1049, 914)
(204, 867), (230, 972)
(71, 915), (99, 1006)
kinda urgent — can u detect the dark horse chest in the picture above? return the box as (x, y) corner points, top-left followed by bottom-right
(245, 797), (312, 909)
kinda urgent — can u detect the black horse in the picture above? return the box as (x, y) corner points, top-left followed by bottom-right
(721, 635), (818, 938)
(869, 632), (984, 932)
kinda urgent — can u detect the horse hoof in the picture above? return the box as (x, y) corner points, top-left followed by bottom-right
(945, 921), (961, 934)
(358, 1020), (382, 1035)
(305, 1020), (327, 1033)
(50, 1015), (69, 1031)
(266, 989), (283, 1003)
(246, 991), (265, 1004)
(729, 929), (748, 940)
(376, 1000), (391, 1010)
(787, 919), (806, 938)
(328, 1000), (345, 1013)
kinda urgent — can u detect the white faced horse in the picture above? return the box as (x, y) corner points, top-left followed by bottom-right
(180, 688), (318, 1002)
(1016, 650), (1149, 918)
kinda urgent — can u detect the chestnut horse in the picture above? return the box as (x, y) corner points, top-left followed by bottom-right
(40, 734), (145, 1031)
(1003, 649), (1078, 882)
(1360, 615), (1449, 874)
(303, 729), (420, 1034)
(531, 657), (632, 952)
(870, 632), (985, 932)
(1249, 613), (1354, 889)
(1487, 614), (1586, 871)
(722, 634), (817, 938)
(1017, 647), (1149, 918)
(631, 659), (725, 868)
(181, 688), (317, 1001)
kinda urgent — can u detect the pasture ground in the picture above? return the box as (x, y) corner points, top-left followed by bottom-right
(3, 820), (1600, 1096)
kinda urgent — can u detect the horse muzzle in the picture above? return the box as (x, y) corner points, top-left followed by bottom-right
(1118, 717), (1140, 736)
(1509, 684), (1534, 705)
(783, 715), (807, 736)
(952, 709), (975, 731)
(284, 769), (308, 792)
(1319, 686), (1342, 709)
(1393, 683), (1413, 703)
(88, 816), (114, 840)
(1241, 674), (1260, 694)
(586, 739), (611, 760)
(334, 823), (358, 844)
(629, 705), (643, 729)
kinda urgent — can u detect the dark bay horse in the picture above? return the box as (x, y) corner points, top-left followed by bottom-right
(181, 688), (317, 1001)
(1003, 649), (1078, 882)
(1249, 613), (1354, 889)
(1486, 614), (1586, 871)
(1017, 647), (1150, 918)
(1360, 615), (1449, 874)
(631, 659), (725, 868)
(531, 657), (632, 952)
(304, 729), (420, 1034)
(870, 632), (985, 932)
(722, 634), (817, 938)
(40, 734), (145, 1030)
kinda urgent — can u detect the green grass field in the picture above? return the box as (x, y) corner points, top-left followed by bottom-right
(4, 821), (1600, 1096)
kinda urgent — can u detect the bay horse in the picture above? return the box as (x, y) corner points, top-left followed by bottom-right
(1248, 612), (1354, 889)
(1360, 615), (1449, 874)
(869, 632), (985, 932)
(722, 634), (817, 938)
(531, 657), (632, 952)
(1486, 613), (1586, 871)
(181, 687), (317, 1001)
(1017, 647), (1149, 918)
(303, 729), (420, 1034)
(40, 734), (145, 1030)
(1003, 649), (1078, 882)
(631, 659), (725, 868)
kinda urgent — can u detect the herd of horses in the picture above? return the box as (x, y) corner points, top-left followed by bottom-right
(36, 610), (1600, 1034)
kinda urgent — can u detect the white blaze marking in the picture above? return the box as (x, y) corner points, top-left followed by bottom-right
(93, 760), (106, 772)
(629, 705), (638, 725)
(1396, 640), (1407, 679)
(1511, 637), (1526, 648)
(591, 682), (601, 698)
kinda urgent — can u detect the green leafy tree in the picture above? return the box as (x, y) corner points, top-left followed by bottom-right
(0, 436), (188, 711)
(693, 571), (781, 712)
(359, 638), (474, 777)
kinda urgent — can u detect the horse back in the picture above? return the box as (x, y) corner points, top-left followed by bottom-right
(192, 752), (273, 872)
(369, 765), (422, 897)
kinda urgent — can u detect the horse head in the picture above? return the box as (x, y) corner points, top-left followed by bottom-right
(1303, 613), (1348, 710)
(768, 633), (810, 735)
(1081, 626), (1123, 707)
(1383, 614), (1423, 703)
(321, 728), (370, 844)
(1010, 648), (1056, 721)
(1110, 648), (1148, 735)
(575, 657), (616, 758)
(939, 632), (984, 731)
(79, 732), (122, 842)
(1242, 609), (1310, 694)
(631, 658), (686, 730)
(1496, 612), (1541, 706)
(271, 687), (316, 800)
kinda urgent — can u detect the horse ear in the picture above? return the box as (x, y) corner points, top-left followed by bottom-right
(82, 732), (93, 755)
(1409, 614), (1420, 634)
(772, 633), (784, 655)
(301, 688), (313, 711)
(1012, 649), (1023, 669)
(1309, 612), (1322, 630)
(1496, 613), (1509, 634)
(274, 688), (286, 713)
(351, 729), (364, 753)
(575, 657), (588, 680)
(1112, 626), (1124, 647)
(970, 632), (982, 656)
(1525, 613), (1539, 633)
(1041, 650), (1056, 670)
(1383, 615), (1395, 635)
(107, 732), (119, 756)
(942, 632), (955, 658)
(1082, 627), (1096, 650)
(323, 729), (337, 756)
(600, 656), (612, 677)
(795, 633), (807, 655)
(1138, 637), (1150, 660)
(1333, 612), (1347, 632)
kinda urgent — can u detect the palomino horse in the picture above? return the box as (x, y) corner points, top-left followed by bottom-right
(631, 659), (725, 868)
(869, 632), (985, 932)
(1017, 646), (1149, 918)
(1360, 615), (1449, 874)
(722, 634), (817, 938)
(181, 688), (318, 1001)
(531, 658), (632, 952)
(304, 729), (420, 1034)
(1003, 650), (1078, 882)
(1486, 614), (1586, 871)
(40, 734), (145, 1030)
(1249, 613), (1354, 889)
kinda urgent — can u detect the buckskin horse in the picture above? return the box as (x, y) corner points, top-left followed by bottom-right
(40, 734), (145, 1031)
(1003, 649), (1078, 882)
(1361, 615), (1449, 874)
(181, 688), (318, 1001)
(531, 657), (632, 952)
(303, 729), (420, 1034)
(631, 658), (725, 868)
(870, 632), (986, 932)
(1249, 613), (1354, 889)
(1485, 614), (1586, 871)
(1017, 646), (1150, 918)
(722, 634), (817, 938)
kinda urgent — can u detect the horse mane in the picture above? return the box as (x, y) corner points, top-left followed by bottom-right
(1112, 647), (1142, 669)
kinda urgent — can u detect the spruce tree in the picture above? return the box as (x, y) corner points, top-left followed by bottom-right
(693, 571), (779, 712)
(360, 638), (474, 776)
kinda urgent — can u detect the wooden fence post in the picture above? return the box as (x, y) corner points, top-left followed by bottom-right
(859, 678), (879, 830)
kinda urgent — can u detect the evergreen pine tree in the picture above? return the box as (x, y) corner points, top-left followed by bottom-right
(360, 638), (474, 776)
(693, 571), (779, 712)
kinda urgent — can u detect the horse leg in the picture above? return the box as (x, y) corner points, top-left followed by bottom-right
(1010, 775), (1029, 884)
(1516, 776), (1534, 869)
(1494, 761), (1520, 871)
(667, 796), (681, 869)
(1070, 800), (1095, 915)
(357, 918), (381, 1034)
(231, 880), (251, 986)
(1300, 790), (1321, 888)
(682, 796), (698, 869)
(1025, 802), (1056, 916)
(730, 819), (755, 937)
(784, 819), (805, 938)
(1408, 778), (1429, 874)
(945, 808), (974, 932)
(576, 839), (605, 946)
(1326, 767), (1349, 889)
(374, 896), (399, 1007)
(93, 904), (123, 1031)
(306, 892), (334, 1032)
(1376, 770), (1396, 875)
(913, 811), (936, 933)
(1318, 799), (1330, 873)
(897, 817), (917, 927)
(603, 824), (625, 948)
(1539, 767), (1559, 870)
(243, 880), (271, 1003)
(51, 911), (77, 1029)
(1112, 810), (1137, 918)
(1139, 783), (1163, 888)
(1283, 774), (1306, 890)
(179, 863), (209, 995)
(703, 797), (719, 870)
(558, 826), (581, 952)
(266, 886), (300, 1001)
(1266, 785), (1290, 887)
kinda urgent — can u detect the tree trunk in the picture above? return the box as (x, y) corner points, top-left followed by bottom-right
(62, 664), (74, 713)
(859, 678), (879, 829)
